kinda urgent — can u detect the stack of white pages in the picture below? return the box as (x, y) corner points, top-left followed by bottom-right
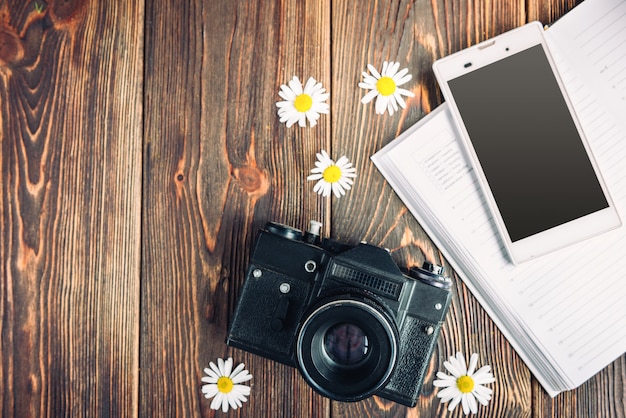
(372, 0), (626, 397)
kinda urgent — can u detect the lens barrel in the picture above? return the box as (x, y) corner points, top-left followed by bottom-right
(296, 296), (398, 402)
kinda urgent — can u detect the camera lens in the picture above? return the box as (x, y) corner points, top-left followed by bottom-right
(323, 323), (369, 366)
(265, 222), (303, 241)
(296, 296), (398, 402)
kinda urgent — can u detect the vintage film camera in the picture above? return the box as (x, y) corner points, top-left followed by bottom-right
(226, 221), (452, 406)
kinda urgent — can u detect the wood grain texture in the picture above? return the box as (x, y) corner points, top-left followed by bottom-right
(1, 0), (143, 416)
(531, 357), (626, 418)
(3, 0), (625, 417)
(141, 0), (330, 416)
(527, 0), (582, 26)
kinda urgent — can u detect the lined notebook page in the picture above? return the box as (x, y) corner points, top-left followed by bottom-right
(549, 0), (626, 119)
(373, 0), (626, 396)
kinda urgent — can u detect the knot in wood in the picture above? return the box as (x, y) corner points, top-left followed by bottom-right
(233, 165), (269, 198)
(50, 0), (86, 27)
(0, 30), (24, 66)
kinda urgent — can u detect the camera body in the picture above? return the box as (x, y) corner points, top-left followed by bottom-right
(226, 221), (452, 407)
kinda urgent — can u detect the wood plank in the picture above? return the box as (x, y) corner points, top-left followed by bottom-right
(330, 0), (532, 416)
(0, 1), (143, 416)
(527, 0), (581, 26)
(531, 356), (626, 418)
(141, 0), (330, 416)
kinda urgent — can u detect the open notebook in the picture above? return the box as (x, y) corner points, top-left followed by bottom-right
(372, 0), (626, 397)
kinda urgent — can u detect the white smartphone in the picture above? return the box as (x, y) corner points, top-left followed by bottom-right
(433, 21), (621, 264)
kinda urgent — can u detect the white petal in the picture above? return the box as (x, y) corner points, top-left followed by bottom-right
(234, 384), (251, 396)
(217, 358), (226, 376)
(436, 371), (456, 381)
(388, 96), (398, 115)
(337, 177), (353, 190)
(276, 100), (293, 109)
(473, 385), (492, 404)
(303, 77), (317, 93)
(209, 361), (221, 377)
(311, 90), (330, 101)
(394, 92), (407, 109)
(394, 67), (409, 80)
(201, 384), (219, 398)
(461, 393), (470, 415)
(362, 71), (378, 87)
(309, 83), (326, 96)
(312, 179), (326, 194)
(320, 150), (332, 162)
(313, 102), (329, 114)
(277, 106), (289, 117)
(473, 367), (495, 384)
(286, 118), (298, 128)
(223, 358), (233, 377)
(455, 352), (469, 374)
(361, 89), (379, 104)
(322, 182), (332, 197)
(227, 394), (241, 411)
(331, 182), (345, 198)
(437, 385), (461, 401)
(395, 87), (415, 98)
(394, 73), (412, 86)
(433, 379), (454, 388)
(278, 111), (297, 124)
(288, 76), (303, 95)
(467, 393), (478, 414)
(203, 367), (219, 381)
(297, 113), (307, 127)
(375, 95), (389, 115)
(381, 61), (389, 76)
(361, 74), (378, 86)
(443, 360), (462, 378)
(335, 156), (349, 166)
(467, 353), (479, 376)
(231, 368), (252, 384)
(278, 86), (297, 101)
(201, 375), (218, 384)
(388, 61), (400, 77)
(447, 393), (463, 411)
(210, 392), (224, 411)
(367, 64), (381, 79)
(306, 109), (321, 121)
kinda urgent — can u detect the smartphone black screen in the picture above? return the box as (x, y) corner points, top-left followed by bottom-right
(448, 44), (608, 242)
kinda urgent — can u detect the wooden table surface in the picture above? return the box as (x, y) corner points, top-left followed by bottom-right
(2, 0), (625, 416)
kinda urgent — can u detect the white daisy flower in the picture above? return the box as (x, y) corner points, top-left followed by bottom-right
(307, 150), (357, 198)
(433, 352), (496, 416)
(201, 357), (252, 413)
(359, 61), (415, 116)
(276, 76), (330, 128)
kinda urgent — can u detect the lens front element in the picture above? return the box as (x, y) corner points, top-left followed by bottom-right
(296, 296), (398, 402)
(323, 323), (370, 366)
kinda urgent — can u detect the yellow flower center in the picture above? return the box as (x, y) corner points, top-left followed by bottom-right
(323, 165), (342, 183)
(294, 94), (313, 112)
(376, 76), (396, 96)
(456, 375), (475, 394)
(217, 376), (234, 394)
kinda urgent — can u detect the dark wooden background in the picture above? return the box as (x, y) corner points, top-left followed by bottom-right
(2, 0), (625, 416)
